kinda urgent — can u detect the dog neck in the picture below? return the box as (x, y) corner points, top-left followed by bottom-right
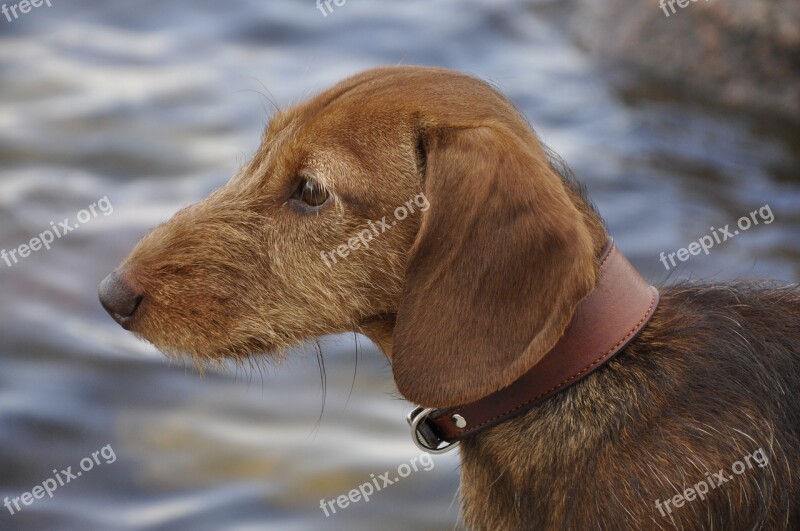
(364, 240), (659, 453)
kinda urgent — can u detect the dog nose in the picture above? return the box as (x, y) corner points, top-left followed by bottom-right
(98, 270), (143, 327)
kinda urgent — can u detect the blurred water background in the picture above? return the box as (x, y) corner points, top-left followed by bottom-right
(0, 1), (798, 530)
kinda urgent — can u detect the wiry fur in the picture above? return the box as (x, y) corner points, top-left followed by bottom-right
(461, 283), (800, 530)
(106, 66), (800, 530)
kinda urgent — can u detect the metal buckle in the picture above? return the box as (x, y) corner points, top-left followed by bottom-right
(406, 406), (460, 454)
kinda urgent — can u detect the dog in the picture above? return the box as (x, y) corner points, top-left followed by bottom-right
(99, 66), (800, 530)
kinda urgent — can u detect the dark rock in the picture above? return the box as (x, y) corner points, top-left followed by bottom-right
(570, 0), (800, 122)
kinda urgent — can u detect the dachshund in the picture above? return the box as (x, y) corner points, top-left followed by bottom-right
(99, 66), (800, 530)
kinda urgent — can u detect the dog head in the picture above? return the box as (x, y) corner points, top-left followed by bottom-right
(99, 66), (604, 406)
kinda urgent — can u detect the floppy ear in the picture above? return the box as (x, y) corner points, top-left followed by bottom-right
(392, 124), (598, 408)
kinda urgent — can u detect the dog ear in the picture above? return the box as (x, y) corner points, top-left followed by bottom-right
(392, 124), (597, 408)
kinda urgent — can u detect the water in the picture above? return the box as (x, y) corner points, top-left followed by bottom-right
(1, 1), (798, 529)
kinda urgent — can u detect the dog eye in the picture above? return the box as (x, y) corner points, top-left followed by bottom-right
(293, 178), (329, 207)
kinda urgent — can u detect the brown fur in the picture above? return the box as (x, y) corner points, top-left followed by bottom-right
(106, 66), (800, 530)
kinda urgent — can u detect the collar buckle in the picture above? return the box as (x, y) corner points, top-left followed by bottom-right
(406, 406), (460, 454)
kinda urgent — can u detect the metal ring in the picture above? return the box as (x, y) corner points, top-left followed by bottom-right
(406, 407), (460, 454)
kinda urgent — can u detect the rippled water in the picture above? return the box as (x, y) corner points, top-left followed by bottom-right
(1, 1), (798, 530)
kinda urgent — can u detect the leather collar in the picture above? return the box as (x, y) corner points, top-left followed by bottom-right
(407, 239), (660, 453)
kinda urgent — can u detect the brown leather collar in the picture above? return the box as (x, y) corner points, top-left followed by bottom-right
(407, 240), (659, 453)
